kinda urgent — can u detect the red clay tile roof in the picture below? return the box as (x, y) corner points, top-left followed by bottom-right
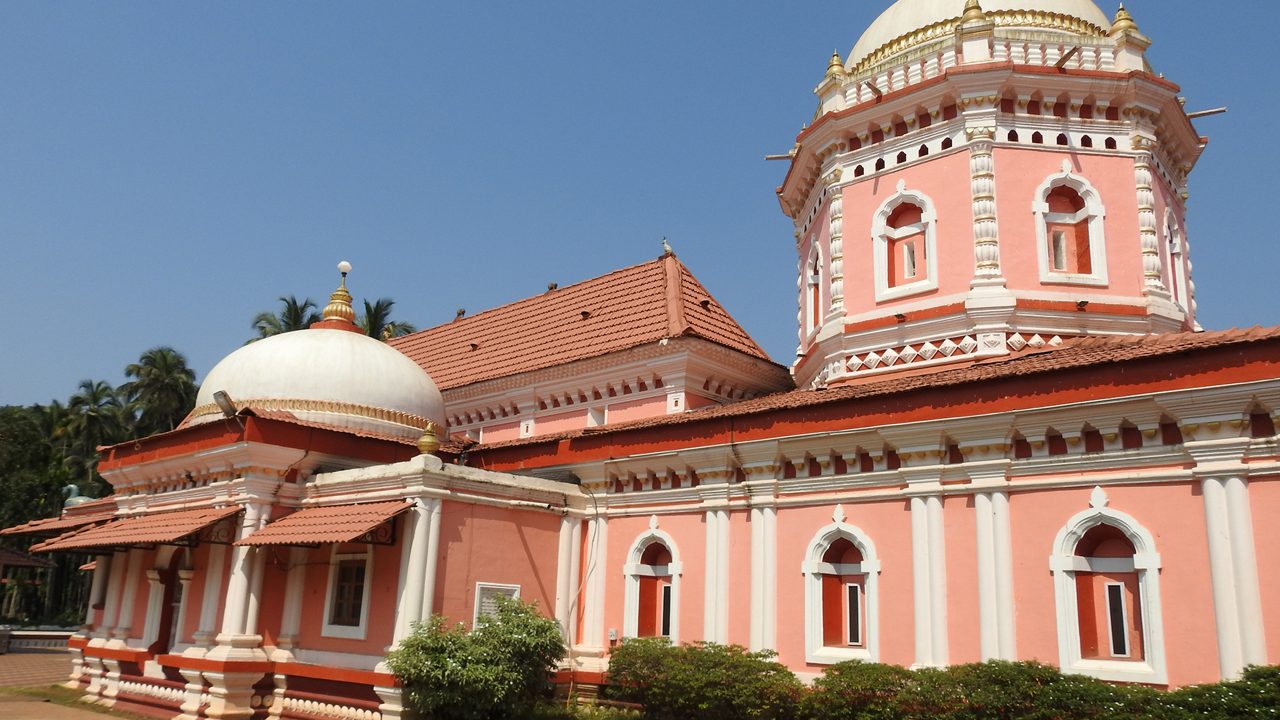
(30, 506), (241, 553)
(0, 547), (55, 569)
(234, 500), (411, 546)
(390, 254), (774, 390)
(469, 327), (1280, 449)
(0, 506), (116, 537)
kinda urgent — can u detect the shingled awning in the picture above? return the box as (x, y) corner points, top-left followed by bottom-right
(234, 500), (411, 547)
(30, 506), (241, 553)
(1, 511), (114, 538)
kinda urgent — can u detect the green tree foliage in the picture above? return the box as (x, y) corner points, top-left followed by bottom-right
(386, 596), (566, 720)
(64, 379), (127, 494)
(122, 346), (197, 436)
(360, 298), (416, 340)
(606, 638), (803, 720)
(251, 295), (321, 340)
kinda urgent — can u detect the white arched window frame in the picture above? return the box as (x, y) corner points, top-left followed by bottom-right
(802, 513), (881, 664)
(872, 181), (939, 302)
(1033, 166), (1109, 286)
(1049, 488), (1166, 684)
(1165, 210), (1189, 312)
(622, 525), (683, 643)
(802, 243), (824, 339)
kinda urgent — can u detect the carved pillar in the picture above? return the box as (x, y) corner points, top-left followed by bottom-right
(1133, 141), (1168, 297)
(967, 127), (1004, 287)
(827, 175), (845, 316)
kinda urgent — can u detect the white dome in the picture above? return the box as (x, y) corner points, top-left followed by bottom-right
(850, 0), (1111, 68)
(189, 327), (445, 441)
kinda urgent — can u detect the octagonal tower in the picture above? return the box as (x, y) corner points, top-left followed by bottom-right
(780, 0), (1205, 388)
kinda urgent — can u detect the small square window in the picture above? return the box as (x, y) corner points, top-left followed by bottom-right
(473, 582), (521, 626)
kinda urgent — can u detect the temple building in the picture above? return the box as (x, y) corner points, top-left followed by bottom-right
(4, 2), (1278, 719)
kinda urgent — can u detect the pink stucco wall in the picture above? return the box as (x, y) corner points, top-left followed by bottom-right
(482, 420), (521, 443)
(605, 512), (706, 648)
(993, 147), (1143, 297)
(773, 499), (916, 671)
(727, 510), (752, 647)
(839, 151), (974, 318)
(607, 396), (667, 424)
(295, 541), (401, 656)
(1248, 475), (1280, 663)
(433, 500), (561, 627)
(942, 494), (981, 664)
(1008, 482), (1219, 687)
(539, 409), (588, 434)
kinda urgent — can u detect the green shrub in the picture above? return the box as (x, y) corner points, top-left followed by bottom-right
(800, 660), (912, 720)
(386, 596), (566, 720)
(606, 638), (803, 720)
(1159, 665), (1280, 720)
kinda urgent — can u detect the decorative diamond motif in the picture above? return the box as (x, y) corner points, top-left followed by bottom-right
(882, 348), (900, 366)
(939, 339), (959, 356)
(864, 351), (882, 369)
(959, 336), (978, 353)
(919, 341), (938, 360)
(1049, 335), (1064, 346)
(846, 355), (864, 371)
(1028, 334), (1046, 348)
(1008, 333), (1027, 350)
(899, 345), (919, 363)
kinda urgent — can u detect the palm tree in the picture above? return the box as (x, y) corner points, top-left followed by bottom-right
(359, 298), (417, 340)
(251, 296), (321, 340)
(64, 379), (127, 491)
(122, 347), (198, 436)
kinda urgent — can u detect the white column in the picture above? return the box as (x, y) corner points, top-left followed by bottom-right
(191, 543), (227, 651)
(392, 503), (431, 644)
(1224, 477), (1267, 667)
(991, 490), (1017, 660)
(749, 505), (778, 652)
(578, 516), (608, 654)
(96, 552), (126, 644)
(555, 515), (583, 642)
(174, 569), (194, 646)
(974, 492), (998, 660)
(141, 569), (165, 647)
(109, 549), (145, 647)
(910, 496), (932, 667)
(1202, 477), (1243, 678)
(84, 554), (111, 628)
(273, 547), (309, 659)
(926, 495), (948, 665)
(210, 502), (270, 660)
(419, 498), (442, 623)
(702, 507), (730, 642)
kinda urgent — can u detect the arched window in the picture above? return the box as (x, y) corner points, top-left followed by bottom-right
(1165, 212), (1189, 311)
(803, 510), (880, 664)
(1050, 488), (1166, 684)
(1033, 165), (1108, 286)
(623, 525), (682, 642)
(873, 182), (938, 301)
(804, 247), (823, 337)
(143, 547), (192, 655)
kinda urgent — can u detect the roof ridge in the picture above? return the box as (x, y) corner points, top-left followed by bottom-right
(395, 255), (670, 340)
(663, 252), (689, 337)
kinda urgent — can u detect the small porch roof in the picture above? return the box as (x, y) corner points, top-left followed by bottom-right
(30, 506), (241, 553)
(234, 500), (412, 547)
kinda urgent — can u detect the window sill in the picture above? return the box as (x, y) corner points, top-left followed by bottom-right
(806, 645), (874, 665)
(320, 623), (367, 641)
(1067, 658), (1165, 685)
(875, 278), (937, 303)
(1040, 272), (1108, 287)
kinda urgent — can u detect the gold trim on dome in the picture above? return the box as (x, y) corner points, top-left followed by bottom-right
(850, 10), (1108, 76)
(188, 397), (435, 431)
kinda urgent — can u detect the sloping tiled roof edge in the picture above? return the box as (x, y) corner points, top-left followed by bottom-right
(466, 327), (1280, 451)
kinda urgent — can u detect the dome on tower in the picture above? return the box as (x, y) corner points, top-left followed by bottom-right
(849, 0), (1111, 71)
(186, 263), (445, 442)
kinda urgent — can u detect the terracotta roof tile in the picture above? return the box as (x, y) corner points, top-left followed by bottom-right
(30, 506), (241, 553)
(0, 547), (55, 569)
(390, 254), (773, 390)
(234, 500), (411, 546)
(0, 506), (116, 537)
(471, 327), (1280, 448)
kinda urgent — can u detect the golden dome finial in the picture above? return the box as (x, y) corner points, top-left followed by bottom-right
(1111, 3), (1138, 33)
(962, 0), (986, 22)
(416, 421), (441, 456)
(322, 260), (356, 324)
(825, 49), (845, 79)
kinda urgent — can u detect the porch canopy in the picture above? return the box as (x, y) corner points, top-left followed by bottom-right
(234, 500), (411, 547)
(1, 511), (113, 538)
(30, 506), (241, 553)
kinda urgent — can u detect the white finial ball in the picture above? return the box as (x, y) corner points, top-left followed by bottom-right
(337, 260), (352, 274)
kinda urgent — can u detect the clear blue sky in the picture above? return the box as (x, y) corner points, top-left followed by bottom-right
(1, 1), (1275, 407)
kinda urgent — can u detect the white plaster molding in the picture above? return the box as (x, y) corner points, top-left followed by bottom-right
(801, 519), (882, 664)
(621, 527), (683, 643)
(1049, 490), (1167, 684)
(1032, 166), (1110, 287)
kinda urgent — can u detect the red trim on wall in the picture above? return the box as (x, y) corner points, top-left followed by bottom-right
(274, 661), (396, 687)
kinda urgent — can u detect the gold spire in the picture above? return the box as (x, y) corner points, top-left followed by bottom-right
(962, 0), (986, 23)
(417, 421), (441, 456)
(1111, 3), (1138, 33)
(322, 260), (356, 324)
(825, 49), (845, 79)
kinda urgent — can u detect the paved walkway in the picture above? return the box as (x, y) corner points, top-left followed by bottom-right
(0, 649), (116, 720)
